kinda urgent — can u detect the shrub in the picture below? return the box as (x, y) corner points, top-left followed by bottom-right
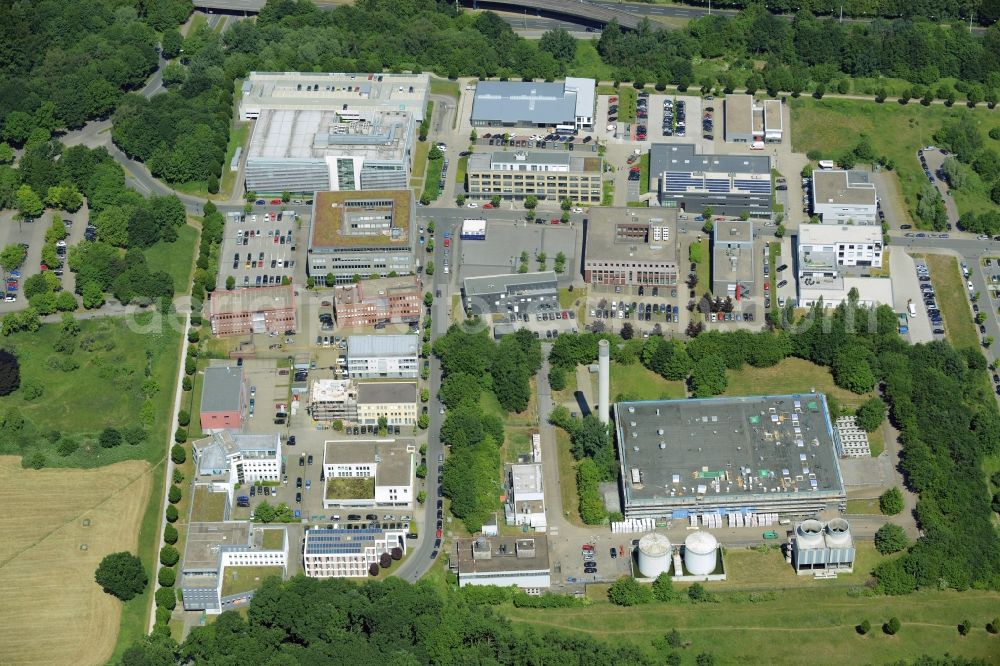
(99, 427), (122, 448)
(188, 329), (199, 344)
(879, 487), (904, 515)
(958, 619), (971, 635)
(379, 552), (392, 569)
(155, 607), (171, 625)
(177, 410), (190, 427)
(874, 523), (907, 554)
(182, 376), (192, 391)
(165, 505), (178, 523)
(158, 567), (176, 587)
(687, 582), (709, 602)
(652, 572), (679, 601)
(159, 545), (179, 567)
(173, 468), (184, 484)
(607, 577), (653, 606)
(56, 438), (79, 456)
(391, 547), (403, 560)
(884, 617), (901, 635)
(171, 445), (186, 464)
(94, 552), (147, 601)
(123, 426), (146, 445)
(987, 617), (999, 634)
(168, 485), (182, 504)
(174, 428), (188, 443)
(155, 586), (176, 610)
(163, 523), (178, 545)
(857, 620), (871, 635)
(184, 358), (196, 375)
(369, 563), (379, 576)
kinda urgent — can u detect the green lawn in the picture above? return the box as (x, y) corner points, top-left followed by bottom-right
(429, 78), (459, 99)
(503, 427), (534, 464)
(567, 40), (614, 81)
(1, 314), (182, 467)
(789, 97), (1000, 227)
(923, 254), (978, 350)
(412, 141), (429, 183)
(846, 498), (881, 514)
(601, 179), (614, 206)
(191, 485), (228, 522)
(503, 584), (1000, 664)
(456, 154), (469, 191)
(326, 476), (375, 500)
(724, 357), (872, 408)
(554, 428), (583, 526)
(220, 565), (284, 597)
(692, 238), (710, 294)
(607, 362), (685, 401)
(144, 224), (199, 294)
(261, 528), (284, 550)
(638, 152), (650, 195)
(867, 424), (886, 457)
(422, 155), (444, 202)
(220, 121), (251, 197)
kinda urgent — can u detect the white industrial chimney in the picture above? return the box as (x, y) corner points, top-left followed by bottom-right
(598, 339), (610, 425)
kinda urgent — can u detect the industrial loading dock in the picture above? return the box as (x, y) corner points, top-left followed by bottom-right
(614, 394), (847, 519)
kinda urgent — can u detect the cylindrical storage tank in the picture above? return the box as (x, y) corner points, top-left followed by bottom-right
(684, 531), (718, 575)
(637, 533), (672, 578)
(824, 518), (852, 548)
(795, 519), (826, 549)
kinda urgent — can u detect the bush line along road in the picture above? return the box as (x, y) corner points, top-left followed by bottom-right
(1, 1), (999, 664)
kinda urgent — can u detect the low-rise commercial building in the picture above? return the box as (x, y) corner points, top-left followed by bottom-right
(504, 463), (546, 530)
(798, 225), (883, 277)
(322, 439), (415, 508)
(244, 108), (415, 194)
(811, 170), (878, 225)
(615, 394), (847, 518)
(200, 366), (246, 433)
(181, 486), (289, 613)
(307, 190), (415, 285)
(357, 382), (417, 426)
(453, 536), (551, 594)
(650, 144), (772, 218)
(333, 276), (421, 327)
(209, 285), (296, 337)
(346, 334), (419, 379)
(466, 151), (603, 204)
(797, 276), (893, 309)
(712, 219), (755, 299)
(302, 527), (407, 578)
(239, 71), (430, 122)
(463, 271), (559, 316)
(192, 432), (282, 484)
(470, 78), (595, 129)
(584, 208), (678, 286)
(724, 95), (782, 143)
(309, 379), (358, 422)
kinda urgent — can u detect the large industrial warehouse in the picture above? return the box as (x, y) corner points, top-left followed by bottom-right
(614, 394), (846, 519)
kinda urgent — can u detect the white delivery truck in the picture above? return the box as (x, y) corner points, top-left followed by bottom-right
(907, 300), (917, 318)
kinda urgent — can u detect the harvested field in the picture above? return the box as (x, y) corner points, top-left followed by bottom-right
(0, 456), (152, 666)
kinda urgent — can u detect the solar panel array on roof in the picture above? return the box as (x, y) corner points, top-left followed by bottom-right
(734, 179), (772, 194)
(705, 178), (730, 193)
(304, 528), (388, 555)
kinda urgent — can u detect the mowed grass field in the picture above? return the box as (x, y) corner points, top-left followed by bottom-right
(724, 357), (872, 408)
(790, 97), (1000, 226)
(924, 253), (979, 350)
(503, 585), (1000, 664)
(0, 456), (152, 666)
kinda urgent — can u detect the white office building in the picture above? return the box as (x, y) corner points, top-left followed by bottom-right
(346, 334), (419, 379)
(322, 439), (415, 508)
(504, 463), (546, 530)
(302, 527), (407, 578)
(798, 225), (884, 277)
(811, 170), (878, 225)
(192, 432), (282, 485)
(453, 536), (551, 594)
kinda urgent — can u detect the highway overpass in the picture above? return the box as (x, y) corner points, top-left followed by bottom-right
(192, 0), (644, 28)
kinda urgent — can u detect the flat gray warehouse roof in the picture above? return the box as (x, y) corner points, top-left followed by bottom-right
(615, 394), (845, 509)
(472, 81), (578, 125)
(201, 366), (243, 414)
(357, 381), (416, 404)
(586, 208), (678, 263)
(813, 170), (878, 207)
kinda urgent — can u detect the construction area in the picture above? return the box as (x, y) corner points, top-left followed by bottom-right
(614, 394), (846, 519)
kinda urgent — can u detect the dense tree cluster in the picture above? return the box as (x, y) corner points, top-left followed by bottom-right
(434, 326), (539, 531)
(120, 575), (660, 665)
(667, 0), (986, 22)
(599, 9), (1000, 96)
(0, 1), (181, 139)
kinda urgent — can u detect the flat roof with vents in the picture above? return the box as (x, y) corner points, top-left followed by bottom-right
(586, 207), (678, 263)
(615, 394), (845, 514)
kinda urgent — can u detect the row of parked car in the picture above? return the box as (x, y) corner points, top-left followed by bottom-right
(916, 261), (944, 332)
(663, 98), (686, 138)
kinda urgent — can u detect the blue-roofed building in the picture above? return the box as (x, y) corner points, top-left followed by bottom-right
(471, 78), (595, 129)
(302, 527), (408, 578)
(649, 144), (772, 218)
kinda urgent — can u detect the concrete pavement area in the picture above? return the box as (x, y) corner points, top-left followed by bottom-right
(891, 249), (934, 343)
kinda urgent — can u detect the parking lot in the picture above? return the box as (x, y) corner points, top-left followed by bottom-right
(218, 208), (305, 290)
(548, 532), (637, 587)
(595, 93), (713, 154)
(912, 257), (948, 340)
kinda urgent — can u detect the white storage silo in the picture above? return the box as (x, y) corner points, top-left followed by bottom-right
(683, 531), (718, 575)
(637, 533), (672, 578)
(824, 518), (853, 548)
(795, 519), (826, 549)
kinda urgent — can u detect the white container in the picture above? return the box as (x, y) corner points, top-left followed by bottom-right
(684, 531), (718, 575)
(637, 533), (672, 578)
